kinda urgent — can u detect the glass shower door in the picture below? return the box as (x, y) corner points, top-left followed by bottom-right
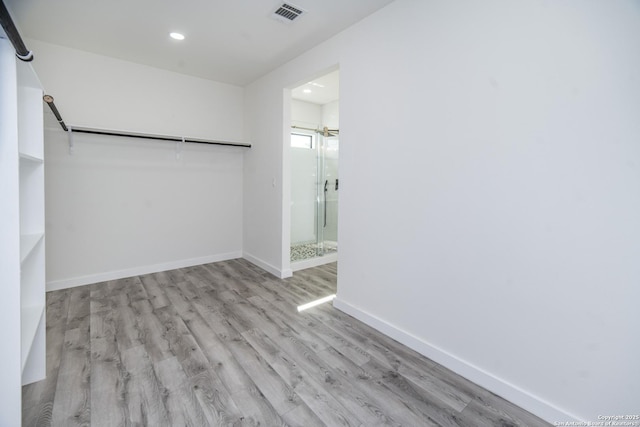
(320, 133), (339, 254)
(315, 133), (326, 257)
(290, 129), (338, 262)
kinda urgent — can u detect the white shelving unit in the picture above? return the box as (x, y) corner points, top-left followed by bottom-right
(0, 36), (46, 425)
(17, 39), (46, 387)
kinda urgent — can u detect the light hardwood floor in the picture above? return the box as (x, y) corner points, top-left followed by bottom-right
(23, 259), (551, 426)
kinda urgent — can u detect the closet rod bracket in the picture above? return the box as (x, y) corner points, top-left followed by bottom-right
(67, 126), (74, 155)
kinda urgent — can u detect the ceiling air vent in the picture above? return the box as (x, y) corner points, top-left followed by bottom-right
(272, 3), (306, 23)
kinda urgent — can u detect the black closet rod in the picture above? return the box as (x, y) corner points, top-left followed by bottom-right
(43, 95), (250, 148)
(0, 0), (33, 61)
(70, 128), (252, 148)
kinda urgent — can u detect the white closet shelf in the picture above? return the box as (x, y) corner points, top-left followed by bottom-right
(19, 152), (44, 163)
(20, 232), (44, 263)
(20, 304), (45, 371)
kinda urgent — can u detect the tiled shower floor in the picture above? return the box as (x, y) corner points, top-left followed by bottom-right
(290, 242), (337, 262)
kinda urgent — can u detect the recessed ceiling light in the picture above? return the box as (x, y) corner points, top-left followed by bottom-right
(170, 32), (185, 40)
(303, 89), (312, 93)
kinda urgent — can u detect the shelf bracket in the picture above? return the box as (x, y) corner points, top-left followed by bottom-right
(67, 125), (74, 155)
(176, 136), (184, 160)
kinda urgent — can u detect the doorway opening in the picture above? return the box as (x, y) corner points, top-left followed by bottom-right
(289, 70), (339, 271)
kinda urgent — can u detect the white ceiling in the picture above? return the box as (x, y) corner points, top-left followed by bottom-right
(291, 69), (339, 105)
(6, 0), (395, 86)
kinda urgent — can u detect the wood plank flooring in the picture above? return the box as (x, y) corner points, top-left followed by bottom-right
(22, 259), (551, 426)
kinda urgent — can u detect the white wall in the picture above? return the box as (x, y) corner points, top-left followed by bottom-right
(244, 0), (640, 422)
(242, 75), (292, 277)
(291, 99), (322, 128)
(28, 40), (244, 141)
(28, 41), (246, 288)
(322, 100), (339, 129)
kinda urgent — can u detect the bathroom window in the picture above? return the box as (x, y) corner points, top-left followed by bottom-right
(291, 132), (314, 149)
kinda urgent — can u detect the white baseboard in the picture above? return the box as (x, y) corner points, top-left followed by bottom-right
(46, 251), (243, 291)
(242, 252), (292, 279)
(332, 297), (580, 424)
(291, 252), (338, 272)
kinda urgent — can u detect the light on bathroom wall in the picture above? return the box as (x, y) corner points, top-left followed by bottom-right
(170, 32), (185, 40)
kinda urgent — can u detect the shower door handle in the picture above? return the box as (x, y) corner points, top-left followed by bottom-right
(323, 180), (328, 228)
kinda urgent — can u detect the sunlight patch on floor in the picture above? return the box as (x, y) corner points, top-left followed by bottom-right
(297, 294), (336, 312)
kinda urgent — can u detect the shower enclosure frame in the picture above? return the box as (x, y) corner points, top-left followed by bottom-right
(289, 126), (339, 266)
